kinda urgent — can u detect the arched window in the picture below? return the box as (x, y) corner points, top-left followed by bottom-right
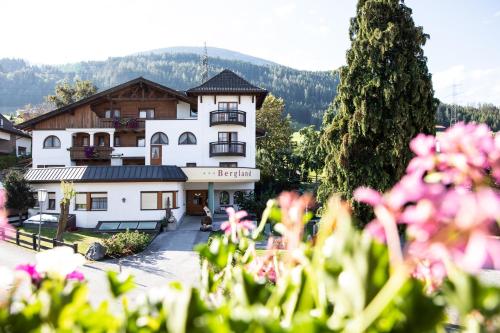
(219, 191), (229, 205)
(43, 136), (61, 148)
(151, 132), (168, 145)
(178, 132), (197, 145)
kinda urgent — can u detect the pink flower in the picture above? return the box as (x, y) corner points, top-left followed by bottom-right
(355, 123), (500, 288)
(66, 270), (85, 282)
(220, 207), (255, 242)
(15, 264), (41, 283)
(353, 187), (382, 206)
(410, 134), (435, 157)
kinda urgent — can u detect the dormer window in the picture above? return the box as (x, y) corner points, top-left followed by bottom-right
(105, 109), (120, 118)
(139, 109), (155, 119)
(218, 102), (238, 111)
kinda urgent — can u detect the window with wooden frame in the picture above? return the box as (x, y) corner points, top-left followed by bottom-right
(218, 132), (238, 142)
(139, 109), (155, 119)
(105, 109), (121, 119)
(140, 191), (177, 210)
(75, 192), (108, 211)
(137, 136), (145, 147)
(47, 192), (56, 210)
(218, 102), (238, 111)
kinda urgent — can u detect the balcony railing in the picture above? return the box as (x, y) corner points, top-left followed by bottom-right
(96, 118), (146, 130)
(209, 141), (246, 157)
(69, 146), (114, 160)
(209, 111), (246, 127)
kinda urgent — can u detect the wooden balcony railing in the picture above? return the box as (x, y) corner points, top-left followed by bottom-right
(209, 111), (246, 126)
(68, 146), (113, 160)
(209, 141), (246, 157)
(96, 118), (146, 129)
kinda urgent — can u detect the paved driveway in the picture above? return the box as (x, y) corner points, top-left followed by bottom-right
(0, 216), (218, 304)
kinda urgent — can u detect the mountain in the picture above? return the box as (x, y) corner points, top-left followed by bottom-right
(0, 52), (338, 127)
(135, 46), (279, 67)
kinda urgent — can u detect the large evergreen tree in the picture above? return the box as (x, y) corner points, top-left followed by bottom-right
(319, 0), (438, 224)
(46, 79), (97, 108)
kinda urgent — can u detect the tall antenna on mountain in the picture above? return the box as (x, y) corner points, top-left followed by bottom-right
(201, 42), (209, 83)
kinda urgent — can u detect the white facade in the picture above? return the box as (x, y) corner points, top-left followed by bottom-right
(29, 182), (185, 229)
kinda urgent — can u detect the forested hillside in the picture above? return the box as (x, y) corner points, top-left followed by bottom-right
(0, 54), (338, 127)
(436, 103), (500, 131)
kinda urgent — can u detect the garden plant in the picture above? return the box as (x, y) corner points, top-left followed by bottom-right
(0, 123), (499, 332)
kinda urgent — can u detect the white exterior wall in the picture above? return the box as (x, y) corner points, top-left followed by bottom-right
(29, 182), (185, 229)
(144, 95), (256, 167)
(32, 130), (72, 167)
(16, 136), (32, 156)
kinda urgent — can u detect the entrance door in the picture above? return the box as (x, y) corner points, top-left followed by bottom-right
(186, 190), (208, 215)
(150, 145), (162, 165)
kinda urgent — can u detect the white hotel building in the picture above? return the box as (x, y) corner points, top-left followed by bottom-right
(19, 70), (268, 229)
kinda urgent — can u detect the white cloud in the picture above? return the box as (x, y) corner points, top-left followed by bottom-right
(494, 10), (500, 17)
(433, 65), (500, 105)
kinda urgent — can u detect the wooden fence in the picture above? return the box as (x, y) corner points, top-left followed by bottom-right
(0, 226), (78, 253)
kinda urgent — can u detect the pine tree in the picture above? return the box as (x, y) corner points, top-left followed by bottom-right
(319, 0), (437, 225)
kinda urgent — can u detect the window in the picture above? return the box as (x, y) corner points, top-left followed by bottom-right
(75, 193), (87, 211)
(43, 136), (61, 148)
(151, 132), (168, 145)
(114, 135), (121, 147)
(33, 192), (39, 209)
(0, 118), (3, 126)
(186, 162), (197, 167)
(48, 192), (56, 210)
(219, 191), (230, 205)
(137, 137), (145, 147)
(190, 108), (198, 118)
(96, 135), (106, 146)
(139, 109), (155, 119)
(218, 102), (238, 111)
(90, 193), (107, 210)
(18, 147), (27, 156)
(178, 132), (196, 145)
(219, 162), (238, 168)
(105, 109), (120, 118)
(141, 191), (177, 210)
(218, 132), (238, 142)
(75, 192), (108, 211)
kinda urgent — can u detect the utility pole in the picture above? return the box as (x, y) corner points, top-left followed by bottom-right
(449, 83), (458, 126)
(201, 42), (209, 83)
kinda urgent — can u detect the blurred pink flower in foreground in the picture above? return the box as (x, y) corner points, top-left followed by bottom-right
(0, 190), (7, 230)
(355, 123), (500, 290)
(221, 207), (255, 242)
(66, 270), (85, 282)
(15, 264), (41, 283)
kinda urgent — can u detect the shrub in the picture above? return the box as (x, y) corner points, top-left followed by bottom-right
(102, 230), (150, 257)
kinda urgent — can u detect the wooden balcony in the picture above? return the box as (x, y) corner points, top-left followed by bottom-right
(69, 146), (114, 160)
(209, 141), (246, 157)
(96, 118), (146, 130)
(209, 111), (246, 127)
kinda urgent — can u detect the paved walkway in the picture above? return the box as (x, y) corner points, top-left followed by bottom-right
(0, 215), (224, 304)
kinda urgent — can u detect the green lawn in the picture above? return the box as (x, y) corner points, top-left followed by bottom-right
(18, 227), (111, 254)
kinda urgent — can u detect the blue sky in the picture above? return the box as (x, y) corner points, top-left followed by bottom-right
(1, 0), (499, 105)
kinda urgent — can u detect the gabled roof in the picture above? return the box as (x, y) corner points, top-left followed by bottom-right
(0, 114), (31, 138)
(18, 77), (195, 130)
(25, 165), (187, 183)
(187, 69), (268, 108)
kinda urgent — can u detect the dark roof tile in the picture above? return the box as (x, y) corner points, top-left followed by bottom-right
(25, 165), (187, 183)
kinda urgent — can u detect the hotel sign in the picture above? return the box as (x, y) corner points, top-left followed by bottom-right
(182, 167), (260, 182)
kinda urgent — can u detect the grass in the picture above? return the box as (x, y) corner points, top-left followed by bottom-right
(18, 227), (111, 254)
